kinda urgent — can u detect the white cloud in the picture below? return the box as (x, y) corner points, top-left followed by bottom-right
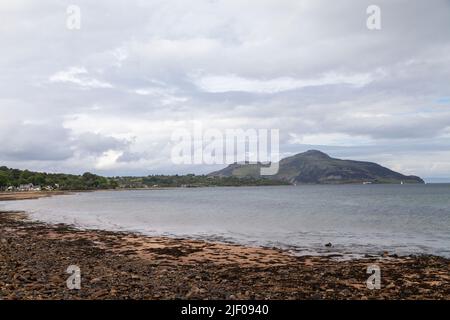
(289, 133), (374, 147)
(95, 150), (124, 170)
(192, 72), (376, 93)
(49, 67), (113, 89)
(132, 87), (189, 105)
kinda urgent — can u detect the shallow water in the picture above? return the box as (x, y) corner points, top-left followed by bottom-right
(1, 184), (449, 258)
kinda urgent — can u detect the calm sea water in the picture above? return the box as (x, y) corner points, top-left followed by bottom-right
(1, 185), (449, 258)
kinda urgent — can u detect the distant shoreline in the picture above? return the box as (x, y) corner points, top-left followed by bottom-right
(2, 181), (447, 203)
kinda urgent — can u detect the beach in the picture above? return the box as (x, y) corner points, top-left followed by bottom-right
(0, 191), (70, 201)
(0, 192), (449, 300)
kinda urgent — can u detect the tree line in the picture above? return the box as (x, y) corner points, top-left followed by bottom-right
(115, 174), (289, 188)
(0, 166), (117, 190)
(0, 166), (289, 191)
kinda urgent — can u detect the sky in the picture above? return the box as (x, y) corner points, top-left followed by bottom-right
(1, 0), (450, 181)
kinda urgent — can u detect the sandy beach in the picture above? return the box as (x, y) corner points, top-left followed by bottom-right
(0, 191), (70, 201)
(0, 192), (449, 300)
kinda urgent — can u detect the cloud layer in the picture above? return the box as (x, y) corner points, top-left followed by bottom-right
(1, 0), (450, 179)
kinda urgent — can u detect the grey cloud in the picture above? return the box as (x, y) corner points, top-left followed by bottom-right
(117, 151), (148, 163)
(0, 121), (73, 161)
(74, 132), (130, 155)
(0, 0), (449, 177)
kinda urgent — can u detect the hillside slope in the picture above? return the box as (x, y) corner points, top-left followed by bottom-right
(209, 150), (424, 184)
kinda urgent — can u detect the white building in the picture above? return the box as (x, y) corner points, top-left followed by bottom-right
(18, 183), (34, 191)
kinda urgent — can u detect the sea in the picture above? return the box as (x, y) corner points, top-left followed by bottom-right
(1, 184), (449, 259)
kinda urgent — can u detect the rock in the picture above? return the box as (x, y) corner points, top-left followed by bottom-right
(186, 286), (201, 298)
(92, 289), (109, 299)
(325, 242), (332, 247)
(386, 283), (396, 289)
(90, 277), (102, 284)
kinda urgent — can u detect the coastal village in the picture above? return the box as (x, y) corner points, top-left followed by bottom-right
(3, 183), (59, 192)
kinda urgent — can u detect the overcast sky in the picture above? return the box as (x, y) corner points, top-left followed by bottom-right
(1, 0), (450, 180)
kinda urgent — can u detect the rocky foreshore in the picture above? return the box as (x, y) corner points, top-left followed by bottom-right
(0, 210), (449, 300)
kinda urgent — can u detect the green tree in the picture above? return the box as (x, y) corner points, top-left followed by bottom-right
(0, 172), (10, 187)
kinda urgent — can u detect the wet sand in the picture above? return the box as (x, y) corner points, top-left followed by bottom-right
(0, 191), (70, 201)
(0, 192), (449, 300)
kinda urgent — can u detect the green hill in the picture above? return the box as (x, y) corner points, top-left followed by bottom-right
(208, 150), (424, 184)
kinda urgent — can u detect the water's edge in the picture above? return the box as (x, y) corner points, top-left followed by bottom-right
(1, 185), (449, 259)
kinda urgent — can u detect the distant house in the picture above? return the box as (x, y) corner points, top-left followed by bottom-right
(6, 186), (15, 192)
(18, 183), (34, 191)
(44, 185), (54, 191)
